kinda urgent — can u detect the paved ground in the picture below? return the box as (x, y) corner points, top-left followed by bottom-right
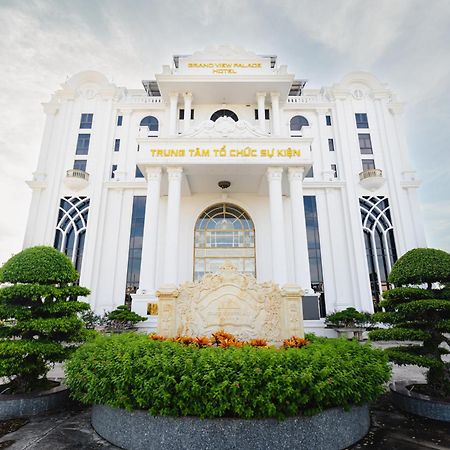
(0, 349), (449, 450)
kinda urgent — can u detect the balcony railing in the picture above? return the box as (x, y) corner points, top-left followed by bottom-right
(359, 168), (384, 191)
(359, 168), (383, 181)
(65, 169), (89, 191)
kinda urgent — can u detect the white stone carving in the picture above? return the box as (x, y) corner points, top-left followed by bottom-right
(182, 116), (270, 138)
(157, 262), (304, 344)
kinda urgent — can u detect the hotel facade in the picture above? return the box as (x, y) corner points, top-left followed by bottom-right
(24, 46), (426, 332)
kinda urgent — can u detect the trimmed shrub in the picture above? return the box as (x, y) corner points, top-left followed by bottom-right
(106, 305), (146, 331)
(325, 307), (373, 328)
(370, 247), (450, 398)
(0, 246), (90, 393)
(388, 248), (450, 288)
(66, 333), (391, 419)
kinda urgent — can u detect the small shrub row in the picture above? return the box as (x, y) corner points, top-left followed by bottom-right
(65, 333), (391, 419)
(148, 330), (309, 349)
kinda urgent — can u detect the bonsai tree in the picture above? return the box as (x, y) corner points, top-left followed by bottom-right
(105, 305), (146, 331)
(325, 307), (373, 328)
(0, 246), (90, 393)
(369, 248), (450, 398)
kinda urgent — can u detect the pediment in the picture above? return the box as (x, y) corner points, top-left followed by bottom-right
(182, 117), (270, 138)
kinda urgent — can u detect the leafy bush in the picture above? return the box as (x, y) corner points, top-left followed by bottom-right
(66, 333), (390, 419)
(105, 305), (146, 331)
(325, 307), (373, 328)
(388, 248), (450, 288)
(370, 247), (450, 398)
(0, 246), (90, 392)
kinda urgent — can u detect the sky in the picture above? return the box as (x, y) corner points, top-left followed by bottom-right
(0, 0), (449, 265)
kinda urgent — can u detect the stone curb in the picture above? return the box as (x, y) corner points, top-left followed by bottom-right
(390, 381), (450, 422)
(0, 384), (69, 420)
(92, 403), (370, 450)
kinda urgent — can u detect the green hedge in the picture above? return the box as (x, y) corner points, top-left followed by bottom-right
(65, 333), (391, 419)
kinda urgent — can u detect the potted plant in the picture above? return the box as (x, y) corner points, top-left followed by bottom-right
(369, 248), (450, 421)
(325, 307), (373, 340)
(0, 246), (90, 419)
(66, 332), (390, 450)
(105, 305), (146, 332)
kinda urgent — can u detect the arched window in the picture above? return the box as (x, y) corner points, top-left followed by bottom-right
(139, 116), (159, 133)
(360, 196), (398, 309)
(210, 109), (239, 122)
(194, 203), (255, 281)
(290, 115), (309, 136)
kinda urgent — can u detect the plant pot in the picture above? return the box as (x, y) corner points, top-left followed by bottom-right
(333, 327), (366, 340)
(0, 382), (69, 420)
(390, 381), (450, 422)
(91, 403), (370, 450)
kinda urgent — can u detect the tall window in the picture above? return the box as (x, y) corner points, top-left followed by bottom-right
(140, 116), (159, 133)
(76, 134), (90, 155)
(254, 109), (270, 120)
(117, 115), (123, 126)
(304, 196), (326, 317)
(358, 133), (373, 154)
(328, 138), (335, 151)
(53, 197), (90, 272)
(355, 113), (369, 129)
(179, 109), (195, 120)
(360, 196), (397, 309)
(210, 109), (238, 122)
(114, 138), (120, 152)
(125, 196), (146, 294)
(194, 203), (255, 281)
(325, 115), (332, 126)
(290, 115), (309, 136)
(80, 113), (93, 129)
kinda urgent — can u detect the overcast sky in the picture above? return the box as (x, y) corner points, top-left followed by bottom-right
(0, 0), (449, 264)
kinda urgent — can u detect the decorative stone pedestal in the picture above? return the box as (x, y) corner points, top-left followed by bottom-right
(157, 263), (304, 344)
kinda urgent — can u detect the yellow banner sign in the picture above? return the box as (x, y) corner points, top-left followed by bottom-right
(187, 62), (262, 74)
(148, 146), (302, 159)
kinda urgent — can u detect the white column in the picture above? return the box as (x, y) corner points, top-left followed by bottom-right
(163, 167), (183, 285)
(183, 92), (192, 133)
(138, 166), (162, 295)
(288, 167), (313, 293)
(257, 92), (266, 132)
(267, 167), (288, 285)
(169, 93), (178, 136)
(270, 92), (280, 136)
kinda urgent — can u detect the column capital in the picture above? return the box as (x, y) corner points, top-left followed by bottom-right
(145, 166), (162, 181)
(266, 167), (283, 181)
(270, 92), (280, 100)
(256, 92), (266, 99)
(169, 92), (179, 101)
(288, 167), (305, 181)
(183, 92), (193, 100)
(166, 166), (183, 180)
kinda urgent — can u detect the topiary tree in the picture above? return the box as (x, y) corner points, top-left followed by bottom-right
(369, 248), (450, 398)
(106, 305), (146, 331)
(0, 246), (91, 393)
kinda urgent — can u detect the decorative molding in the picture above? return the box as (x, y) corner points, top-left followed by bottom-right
(182, 116), (270, 138)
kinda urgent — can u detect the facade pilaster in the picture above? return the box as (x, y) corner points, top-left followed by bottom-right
(266, 167), (287, 285)
(163, 167), (183, 285)
(183, 92), (192, 133)
(169, 93), (178, 136)
(257, 92), (266, 132)
(270, 92), (280, 136)
(288, 167), (312, 292)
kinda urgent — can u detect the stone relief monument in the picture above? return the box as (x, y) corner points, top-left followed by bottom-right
(157, 262), (304, 344)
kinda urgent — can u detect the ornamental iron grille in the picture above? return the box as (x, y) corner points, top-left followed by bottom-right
(53, 197), (90, 272)
(194, 203), (255, 281)
(359, 196), (397, 308)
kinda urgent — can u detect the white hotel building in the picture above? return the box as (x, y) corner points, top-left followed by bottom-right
(24, 46), (426, 331)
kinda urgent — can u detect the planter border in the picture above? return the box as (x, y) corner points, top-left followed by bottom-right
(390, 381), (450, 422)
(92, 403), (370, 450)
(0, 383), (69, 420)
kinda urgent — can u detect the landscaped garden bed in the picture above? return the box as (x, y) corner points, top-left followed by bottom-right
(66, 332), (391, 450)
